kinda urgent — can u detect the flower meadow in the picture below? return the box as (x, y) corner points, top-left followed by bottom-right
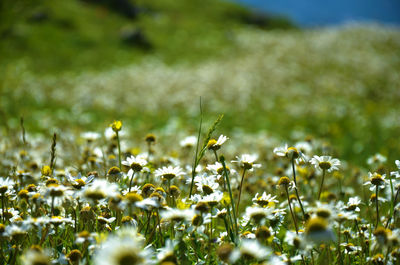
(0, 117), (399, 265)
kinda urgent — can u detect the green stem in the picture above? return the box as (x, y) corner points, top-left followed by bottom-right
(144, 210), (151, 236)
(376, 185), (380, 228)
(339, 177), (343, 198)
(50, 196), (55, 217)
(311, 249), (315, 265)
(167, 179), (171, 206)
(189, 99), (203, 198)
(338, 222), (343, 265)
(1, 194), (5, 224)
(157, 209), (163, 245)
(285, 186), (298, 234)
(129, 172), (135, 192)
(147, 142), (151, 161)
(291, 158), (306, 219)
(236, 168), (246, 217)
(317, 169), (326, 200)
(116, 131), (122, 169)
(210, 207), (214, 242)
(385, 188), (399, 228)
(223, 216), (235, 243)
(221, 156), (238, 240)
(213, 150), (219, 162)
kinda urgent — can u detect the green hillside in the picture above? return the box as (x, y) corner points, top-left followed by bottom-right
(1, 0), (399, 166)
(0, 0), (292, 74)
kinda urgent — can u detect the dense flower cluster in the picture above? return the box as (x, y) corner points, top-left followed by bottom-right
(0, 120), (399, 264)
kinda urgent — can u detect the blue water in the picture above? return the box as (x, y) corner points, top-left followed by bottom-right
(233, 0), (400, 27)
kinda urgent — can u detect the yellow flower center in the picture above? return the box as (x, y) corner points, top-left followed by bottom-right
(287, 147), (299, 159)
(371, 175), (384, 186)
(111, 120), (122, 132)
(162, 173), (176, 181)
(207, 139), (217, 150)
(125, 192), (143, 203)
(202, 185), (214, 195)
(319, 161), (332, 170)
(305, 217), (328, 234)
(130, 163), (143, 172)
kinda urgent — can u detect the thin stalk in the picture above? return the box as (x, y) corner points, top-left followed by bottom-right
(291, 158), (306, 219)
(311, 249), (315, 265)
(355, 219), (366, 256)
(226, 205), (235, 239)
(285, 186), (298, 234)
(157, 209), (163, 245)
(375, 185), (380, 228)
(1, 194), (5, 223)
(50, 196), (55, 217)
(167, 179), (171, 206)
(129, 172), (135, 192)
(144, 210), (151, 236)
(170, 221), (174, 239)
(49, 133), (57, 172)
(116, 131), (122, 169)
(337, 222), (343, 265)
(223, 216), (235, 243)
(213, 150), (219, 162)
(339, 177), (343, 198)
(189, 98), (203, 197)
(147, 142), (151, 161)
(209, 207), (214, 242)
(221, 156), (238, 239)
(389, 169), (394, 212)
(213, 150), (226, 190)
(385, 188), (399, 228)
(327, 243), (331, 265)
(317, 169), (326, 200)
(20, 116), (26, 146)
(236, 168), (247, 217)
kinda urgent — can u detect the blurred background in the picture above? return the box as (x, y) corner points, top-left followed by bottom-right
(235, 0), (400, 26)
(1, 0), (399, 165)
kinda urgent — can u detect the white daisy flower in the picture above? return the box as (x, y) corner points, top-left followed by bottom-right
(364, 172), (388, 191)
(345, 196), (362, 212)
(66, 172), (95, 190)
(231, 154), (261, 171)
(204, 190), (224, 205)
(229, 239), (271, 262)
(81, 132), (101, 142)
(341, 242), (361, 254)
(305, 217), (336, 244)
(273, 144), (307, 163)
(192, 173), (219, 194)
(206, 161), (228, 176)
(244, 206), (273, 223)
(367, 153), (387, 166)
(135, 197), (160, 210)
(161, 208), (195, 223)
(179, 135), (197, 148)
(157, 239), (178, 263)
(310, 155), (340, 173)
(22, 249), (51, 265)
(94, 228), (152, 265)
(122, 155), (148, 177)
(207, 135), (229, 151)
(0, 177), (15, 195)
(252, 192), (278, 207)
(82, 179), (118, 201)
(390, 160), (400, 179)
(285, 230), (305, 249)
(154, 166), (185, 181)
